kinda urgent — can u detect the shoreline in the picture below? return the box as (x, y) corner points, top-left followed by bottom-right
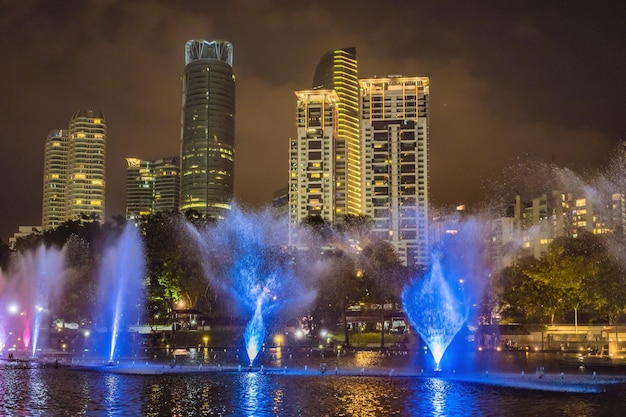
(55, 360), (625, 393)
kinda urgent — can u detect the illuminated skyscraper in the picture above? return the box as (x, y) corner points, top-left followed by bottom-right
(312, 48), (361, 219)
(180, 39), (235, 219)
(289, 90), (338, 227)
(42, 129), (68, 230)
(360, 76), (430, 266)
(66, 109), (106, 223)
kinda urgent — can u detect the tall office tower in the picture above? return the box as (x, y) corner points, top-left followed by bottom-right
(153, 156), (180, 213)
(66, 109), (106, 223)
(125, 158), (154, 222)
(42, 129), (68, 230)
(312, 48), (361, 219)
(180, 39), (235, 219)
(289, 90), (339, 228)
(360, 76), (430, 266)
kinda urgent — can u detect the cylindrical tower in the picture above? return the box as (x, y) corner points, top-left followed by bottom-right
(180, 39), (235, 219)
(66, 109), (106, 223)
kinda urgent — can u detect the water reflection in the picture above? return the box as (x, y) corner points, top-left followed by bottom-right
(28, 368), (48, 412)
(0, 358), (623, 416)
(427, 378), (449, 417)
(239, 372), (273, 416)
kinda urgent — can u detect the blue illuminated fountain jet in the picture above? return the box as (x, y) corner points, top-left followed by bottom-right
(96, 224), (145, 363)
(402, 217), (490, 371)
(402, 257), (464, 371)
(188, 205), (315, 366)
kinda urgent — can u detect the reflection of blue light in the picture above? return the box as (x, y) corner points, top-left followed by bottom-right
(239, 371), (274, 415)
(427, 378), (449, 417)
(102, 373), (142, 415)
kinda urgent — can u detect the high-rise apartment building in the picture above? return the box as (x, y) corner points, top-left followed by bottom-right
(180, 39), (235, 219)
(42, 110), (106, 229)
(360, 76), (430, 266)
(42, 129), (68, 230)
(125, 156), (180, 222)
(66, 109), (106, 222)
(312, 48), (361, 219)
(289, 90), (338, 227)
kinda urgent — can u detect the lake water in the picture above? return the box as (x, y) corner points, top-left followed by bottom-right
(1, 350), (625, 416)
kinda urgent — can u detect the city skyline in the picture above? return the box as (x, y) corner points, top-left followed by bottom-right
(0, 1), (623, 241)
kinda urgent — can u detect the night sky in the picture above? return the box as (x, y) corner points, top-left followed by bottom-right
(0, 1), (624, 241)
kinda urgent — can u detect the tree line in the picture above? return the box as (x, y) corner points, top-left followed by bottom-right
(494, 231), (626, 328)
(7, 211), (626, 343)
(5, 212), (411, 347)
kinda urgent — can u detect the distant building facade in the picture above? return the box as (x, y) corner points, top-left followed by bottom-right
(515, 190), (619, 258)
(42, 110), (106, 230)
(66, 110), (106, 223)
(312, 48), (361, 219)
(8, 226), (42, 251)
(153, 157), (181, 214)
(42, 129), (68, 230)
(360, 76), (430, 266)
(125, 158), (154, 222)
(180, 39), (235, 219)
(289, 90), (338, 227)
(125, 156), (180, 222)
(272, 185), (289, 220)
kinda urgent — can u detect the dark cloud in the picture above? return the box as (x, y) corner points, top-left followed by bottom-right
(0, 0), (624, 241)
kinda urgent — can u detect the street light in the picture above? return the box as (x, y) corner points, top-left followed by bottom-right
(7, 303), (19, 315)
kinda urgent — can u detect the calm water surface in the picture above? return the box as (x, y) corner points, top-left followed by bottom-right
(1, 351), (624, 416)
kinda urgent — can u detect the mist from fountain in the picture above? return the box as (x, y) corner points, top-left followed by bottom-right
(0, 245), (66, 357)
(96, 224), (145, 363)
(187, 205), (316, 366)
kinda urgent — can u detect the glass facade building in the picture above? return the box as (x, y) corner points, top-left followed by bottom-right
(180, 39), (235, 219)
